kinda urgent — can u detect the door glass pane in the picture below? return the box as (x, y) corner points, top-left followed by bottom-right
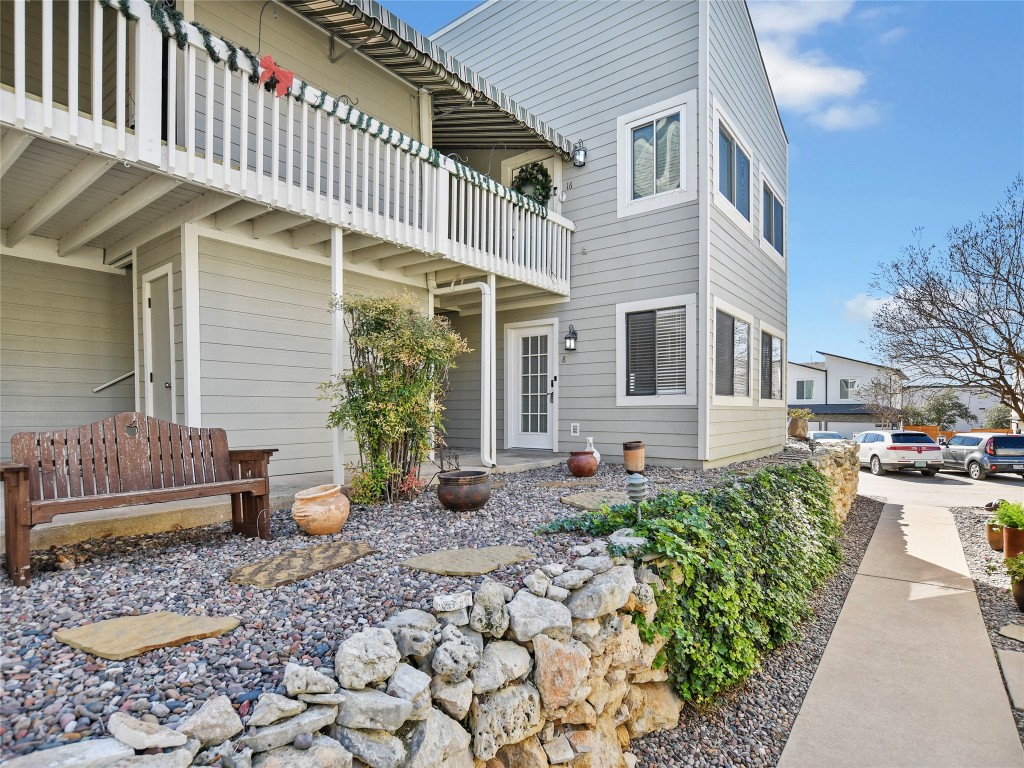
(632, 122), (654, 199)
(530, 414), (539, 433)
(522, 414), (530, 432)
(539, 415), (547, 433)
(655, 114), (680, 193)
(522, 337), (529, 355)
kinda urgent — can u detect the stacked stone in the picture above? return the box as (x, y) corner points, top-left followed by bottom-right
(10, 531), (683, 768)
(809, 442), (860, 523)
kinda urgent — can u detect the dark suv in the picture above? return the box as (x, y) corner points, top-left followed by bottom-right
(941, 433), (1024, 479)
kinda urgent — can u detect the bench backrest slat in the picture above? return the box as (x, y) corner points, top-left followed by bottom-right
(10, 412), (232, 502)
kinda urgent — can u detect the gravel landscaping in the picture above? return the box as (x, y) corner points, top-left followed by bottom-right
(950, 505), (1024, 746)
(1, 446), (854, 762)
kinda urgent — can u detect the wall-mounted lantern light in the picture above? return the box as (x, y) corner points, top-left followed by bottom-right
(564, 324), (578, 351)
(572, 141), (587, 168)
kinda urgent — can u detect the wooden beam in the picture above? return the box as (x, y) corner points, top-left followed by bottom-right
(445, 283), (541, 307)
(414, 263), (485, 279)
(290, 223), (331, 248)
(0, 131), (33, 177)
(105, 192), (235, 264)
(460, 295), (569, 316)
(7, 155), (113, 246)
(252, 210), (308, 238)
(59, 175), (181, 255)
(340, 234), (379, 252)
(214, 201), (267, 229)
(349, 243), (406, 264)
(376, 252), (439, 270)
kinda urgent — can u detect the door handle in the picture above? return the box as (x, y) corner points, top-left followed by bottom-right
(164, 382), (172, 389)
(549, 391), (554, 403)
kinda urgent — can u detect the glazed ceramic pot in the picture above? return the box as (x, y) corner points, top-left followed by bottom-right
(567, 450), (598, 478)
(987, 522), (1005, 551)
(437, 470), (491, 511)
(623, 441), (646, 474)
(292, 484), (350, 535)
(1004, 526), (1024, 560)
(1013, 580), (1024, 612)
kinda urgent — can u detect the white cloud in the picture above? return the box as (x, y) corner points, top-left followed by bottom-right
(749, 0), (883, 131)
(843, 293), (889, 323)
(878, 26), (908, 44)
(811, 102), (882, 131)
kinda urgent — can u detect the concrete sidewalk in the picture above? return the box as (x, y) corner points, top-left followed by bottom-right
(779, 503), (1023, 768)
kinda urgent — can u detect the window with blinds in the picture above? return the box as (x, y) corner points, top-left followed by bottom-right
(626, 307), (686, 396)
(715, 310), (750, 396)
(760, 332), (783, 399)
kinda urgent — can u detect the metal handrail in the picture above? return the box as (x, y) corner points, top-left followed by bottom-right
(93, 371), (135, 393)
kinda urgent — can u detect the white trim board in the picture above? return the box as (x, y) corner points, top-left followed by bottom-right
(615, 294), (698, 408)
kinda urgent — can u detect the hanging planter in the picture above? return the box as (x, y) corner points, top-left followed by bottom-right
(511, 162), (552, 206)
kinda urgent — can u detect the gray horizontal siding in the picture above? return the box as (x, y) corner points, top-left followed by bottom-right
(1, 255), (134, 462)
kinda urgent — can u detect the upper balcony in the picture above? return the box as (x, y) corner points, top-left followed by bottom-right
(0, 0), (573, 297)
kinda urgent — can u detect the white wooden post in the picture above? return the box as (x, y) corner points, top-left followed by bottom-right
(133, 8), (162, 166)
(434, 164), (450, 256)
(330, 227), (345, 485)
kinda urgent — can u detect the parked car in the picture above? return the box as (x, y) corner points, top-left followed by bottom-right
(853, 430), (943, 476)
(809, 431), (846, 443)
(941, 433), (1024, 480)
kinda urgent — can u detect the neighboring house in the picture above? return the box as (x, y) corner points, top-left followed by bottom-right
(436, 0), (789, 467)
(1, 0), (788, 489)
(903, 384), (1005, 432)
(788, 352), (906, 438)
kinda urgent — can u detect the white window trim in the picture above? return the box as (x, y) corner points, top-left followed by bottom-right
(759, 164), (787, 269)
(616, 91), (698, 219)
(615, 294), (697, 407)
(711, 296), (754, 407)
(711, 98), (756, 238)
(757, 320), (787, 408)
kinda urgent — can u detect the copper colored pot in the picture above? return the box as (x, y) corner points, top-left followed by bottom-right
(1013, 580), (1024, 612)
(437, 470), (491, 511)
(1004, 526), (1024, 560)
(987, 522), (1005, 551)
(567, 450), (598, 478)
(623, 441), (646, 474)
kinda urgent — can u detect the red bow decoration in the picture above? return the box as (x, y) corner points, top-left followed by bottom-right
(258, 55), (294, 98)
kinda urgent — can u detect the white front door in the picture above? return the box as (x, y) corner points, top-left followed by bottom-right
(143, 267), (175, 422)
(507, 323), (556, 450)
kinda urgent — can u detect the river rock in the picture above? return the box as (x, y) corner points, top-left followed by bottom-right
(330, 726), (406, 768)
(431, 678), (474, 720)
(335, 688), (412, 731)
(238, 705), (338, 753)
(506, 591), (572, 642)
(108, 712), (187, 750)
(533, 635), (593, 714)
(471, 641), (533, 694)
(284, 663), (339, 696)
(469, 580), (510, 638)
(386, 663), (432, 720)
(469, 683), (544, 761)
(249, 693), (307, 727)
(252, 735), (352, 768)
(565, 566), (637, 619)
(334, 628), (401, 690)
(176, 695), (243, 746)
(403, 708), (473, 768)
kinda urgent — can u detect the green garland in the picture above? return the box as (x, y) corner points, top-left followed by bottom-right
(510, 161), (552, 206)
(451, 162), (548, 218)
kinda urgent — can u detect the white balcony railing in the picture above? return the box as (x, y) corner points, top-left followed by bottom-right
(0, 0), (572, 294)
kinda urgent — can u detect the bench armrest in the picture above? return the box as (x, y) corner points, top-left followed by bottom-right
(229, 449), (279, 461)
(1, 463), (29, 482)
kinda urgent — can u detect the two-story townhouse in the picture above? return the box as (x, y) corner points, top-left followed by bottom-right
(435, 0), (790, 467)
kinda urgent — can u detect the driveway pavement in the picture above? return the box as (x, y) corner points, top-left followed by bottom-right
(779, 466), (1024, 767)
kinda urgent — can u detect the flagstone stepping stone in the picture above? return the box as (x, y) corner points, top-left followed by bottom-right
(230, 541), (374, 588)
(55, 612), (239, 661)
(559, 491), (631, 512)
(401, 545), (535, 576)
(999, 624), (1024, 642)
(996, 649), (1024, 709)
(539, 479), (603, 489)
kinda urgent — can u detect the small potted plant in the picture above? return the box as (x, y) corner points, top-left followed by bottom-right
(1007, 553), (1024, 612)
(995, 501), (1024, 559)
(986, 516), (1005, 551)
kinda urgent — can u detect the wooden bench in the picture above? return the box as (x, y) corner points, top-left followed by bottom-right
(2, 412), (277, 586)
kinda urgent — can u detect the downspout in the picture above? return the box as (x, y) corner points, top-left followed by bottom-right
(428, 275), (496, 467)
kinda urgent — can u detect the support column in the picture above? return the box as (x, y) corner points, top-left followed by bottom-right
(181, 224), (201, 426)
(486, 274), (497, 466)
(331, 227), (345, 485)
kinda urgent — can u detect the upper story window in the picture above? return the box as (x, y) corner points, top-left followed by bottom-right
(796, 380), (815, 400)
(714, 309), (750, 398)
(760, 331), (783, 400)
(839, 378), (860, 400)
(616, 294), (697, 406)
(617, 92), (697, 218)
(762, 183), (784, 256)
(718, 126), (750, 220)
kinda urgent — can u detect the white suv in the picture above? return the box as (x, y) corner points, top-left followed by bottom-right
(854, 430), (943, 476)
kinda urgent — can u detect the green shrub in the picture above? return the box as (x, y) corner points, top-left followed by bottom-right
(788, 407), (814, 420)
(1007, 554), (1024, 584)
(540, 463), (842, 704)
(995, 501), (1024, 530)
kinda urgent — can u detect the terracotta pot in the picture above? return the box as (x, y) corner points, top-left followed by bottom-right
(788, 418), (808, 439)
(1004, 526), (1024, 560)
(623, 441), (645, 474)
(567, 450), (598, 478)
(1013, 580), (1024, 613)
(437, 470), (491, 511)
(987, 522), (1005, 551)
(292, 484), (349, 535)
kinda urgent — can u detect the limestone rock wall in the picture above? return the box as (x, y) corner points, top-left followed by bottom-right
(809, 442), (860, 523)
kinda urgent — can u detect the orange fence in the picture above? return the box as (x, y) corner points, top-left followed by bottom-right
(971, 428), (1012, 434)
(904, 425), (957, 443)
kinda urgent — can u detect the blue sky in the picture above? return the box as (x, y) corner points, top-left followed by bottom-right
(383, 0), (1024, 365)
